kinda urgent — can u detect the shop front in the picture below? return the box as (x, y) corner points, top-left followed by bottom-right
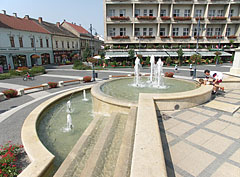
(53, 50), (79, 64)
(41, 53), (50, 65)
(0, 55), (8, 72)
(13, 55), (27, 69)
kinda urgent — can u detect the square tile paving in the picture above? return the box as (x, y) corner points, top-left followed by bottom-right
(190, 107), (218, 117)
(167, 121), (194, 136)
(211, 162), (240, 177)
(229, 148), (240, 164)
(186, 129), (216, 146)
(205, 120), (229, 132)
(204, 100), (239, 114)
(219, 124), (240, 139)
(219, 115), (240, 125)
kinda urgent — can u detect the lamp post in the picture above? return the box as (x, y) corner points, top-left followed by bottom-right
(193, 19), (201, 79)
(90, 24), (96, 81)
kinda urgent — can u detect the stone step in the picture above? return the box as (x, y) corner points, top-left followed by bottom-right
(79, 112), (120, 177)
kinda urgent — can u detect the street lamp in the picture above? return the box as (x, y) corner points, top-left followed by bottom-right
(90, 24), (96, 81)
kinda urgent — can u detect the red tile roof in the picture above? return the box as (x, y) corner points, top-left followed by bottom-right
(0, 14), (50, 34)
(65, 22), (90, 34)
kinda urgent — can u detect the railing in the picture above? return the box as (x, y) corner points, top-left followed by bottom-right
(208, 16), (227, 20)
(206, 35), (223, 39)
(137, 16), (157, 20)
(173, 16), (192, 21)
(110, 16), (130, 21)
(172, 36), (191, 39)
(161, 16), (171, 20)
(111, 36), (130, 39)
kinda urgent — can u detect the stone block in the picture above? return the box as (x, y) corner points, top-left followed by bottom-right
(0, 92), (6, 101)
(42, 83), (49, 90)
(58, 81), (64, 87)
(17, 88), (25, 96)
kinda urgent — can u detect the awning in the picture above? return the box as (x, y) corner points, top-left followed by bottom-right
(106, 51), (129, 58)
(137, 51), (169, 57)
(183, 52), (197, 57)
(198, 51), (232, 57)
(166, 52), (178, 57)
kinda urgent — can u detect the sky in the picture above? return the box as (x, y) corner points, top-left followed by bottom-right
(1, 0), (104, 36)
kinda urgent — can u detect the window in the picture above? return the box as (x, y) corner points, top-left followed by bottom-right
(207, 28), (213, 36)
(143, 28), (147, 36)
(229, 9), (234, 17)
(135, 28), (140, 36)
(55, 41), (58, 48)
(46, 39), (49, 48)
(209, 10), (215, 17)
(173, 28), (179, 36)
(217, 10), (224, 17)
(226, 28), (231, 36)
(108, 9), (115, 17)
(109, 28), (116, 36)
(183, 28), (189, 36)
(40, 38), (43, 48)
(67, 41), (70, 48)
(143, 9), (148, 16)
(149, 9), (154, 16)
(215, 28), (221, 36)
(31, 38), (34, 48)
(62, 41), (64, 48)
(119, 9), (126, 17)
(120, 28), (126, 36)
(72, 41), (74, 48)
(195, 9), (202, 17)
(193, 28), (198, 36)
(173, 9), (180, 17)
(160, 9), (166, 17)
(19, 37), (23, 48)
(10, 36), (15, 47)
(149, 28), (153, 36)
(76, 42), (78, 49)
(184, 9), (190, 17)
(135, 9), (140, 17)
(160, 28), (165, 36)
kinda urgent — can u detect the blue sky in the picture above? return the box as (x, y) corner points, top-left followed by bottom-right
(1, 0), (104, 35)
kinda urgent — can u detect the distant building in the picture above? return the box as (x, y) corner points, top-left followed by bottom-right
(0, 12), (53, 70)
(31, 17), (80, 64)
(62, 21), (103, 58)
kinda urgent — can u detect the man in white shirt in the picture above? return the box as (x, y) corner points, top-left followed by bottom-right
(204, 69), (224, 93)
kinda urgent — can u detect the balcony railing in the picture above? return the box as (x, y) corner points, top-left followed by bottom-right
(160, 36), (170, 38)
(137, 16), (157, 20)
(173, 16), (192, 21)
(195, 17), (205, 20)
(139, 36), (155, 39)
(230, 16), (240, 20)
(111, 35), (130, 39)
(208, 16), (227, 20)
(227, 35), (237, 39)
(194, 36), (204, 39)
(172, 36), (191, 39)
(110, 16), (130, 21)
(206, 35), (223, 39)
(161, 16), (171, 20)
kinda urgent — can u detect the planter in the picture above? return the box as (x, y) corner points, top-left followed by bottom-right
(195, 17), (204, 20)
(206, 36), (223, 39)
(172, 36), (191, 39)
(228, 36), (237, 39)
(48, 82), (58, 88)
(110, 16), (130, 21)
(161, 16), (171, 20)
(137, 16), (156, 20)
(111, 36), (130, 39)
(160, 36), (170, 38)
(194, 36), (204, 39)
(230, 16), (240, 20)
(139, 36), (155, 39)
(208, 17), (227, 20)
(173, 16), (191, 21)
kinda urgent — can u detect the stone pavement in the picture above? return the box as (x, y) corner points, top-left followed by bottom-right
(159, 89), (240, 177)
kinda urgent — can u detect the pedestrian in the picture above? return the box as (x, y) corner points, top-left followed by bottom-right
(189, 64), (192, 70)
(204, 69), (224, 94)
(174, 64), (178, 73)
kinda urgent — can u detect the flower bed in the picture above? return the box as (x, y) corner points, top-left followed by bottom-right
(2, 89), (18, 99)
(0, 142), (24, 176)
(161, 16), (171, 20)
(110, 16), (130, 21)
(111, 35), (130, 39)
(164, 72), (174, 78)
(48, 82), (58, 88)
(172, 36), (191, 39)
(208, 16), (227, 20)
(83, 76), (92, 82)
(137, 16), (156, 20)
(173, 16), (191, 21)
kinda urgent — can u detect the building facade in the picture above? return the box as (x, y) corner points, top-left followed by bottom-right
(104, 0), (240, 49)
(0, 13), (54, 71)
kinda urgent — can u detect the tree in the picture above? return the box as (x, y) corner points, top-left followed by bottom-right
(83, 47), (91, 61)
(177, 47), (184, 65)
(99, 50), (106, 59)
(214, 51), (221, 64)
(166, 57), (172, 66)
(190, 54), (202, 64)
(128, 49), (135, 64)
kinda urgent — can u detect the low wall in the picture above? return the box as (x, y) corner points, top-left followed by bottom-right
(20, 85), (93, 177)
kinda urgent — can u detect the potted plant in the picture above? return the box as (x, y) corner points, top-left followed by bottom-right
(146, 56), (150, 66)
(83, 76), (92, 82)
(2, 89), (18, 99)
(48, 82), (58, 88)
(166, 57), (172, 66)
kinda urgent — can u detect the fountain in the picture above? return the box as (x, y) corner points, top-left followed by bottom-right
(82, 90), (89, 101)
(150, 55), (155, 82)
(66, 113), (73, 131)
(134, 57), (141, 87)
(66, 100), (72, 113)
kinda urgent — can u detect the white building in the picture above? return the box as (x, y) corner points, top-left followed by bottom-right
(104, 0), (240, 58)
(0, 12), (54, 71)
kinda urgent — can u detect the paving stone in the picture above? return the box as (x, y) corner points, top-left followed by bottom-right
(223, 93), (240, 99)
(176, 111), (199, 120)
(163, 119), (182, 130)
(231, 90), (240, 94)
(215, 97), (240, 104)
(175, 172), (184, 177)
(220, 124), (240, 139)
(205, 120), (229, 132)
(177, 147), (216, 176)
(229, 148), (240, 164)
(220, 114), (240, 125)
(165, 133), (175, 143)
(167, 121), (194, 136)
(186, 129), (216, 146)
(211, 162), (240, 177)
(167, 141), (196, 165)
(202, 134), (234, 154)
(204, 100), (240, 114)
(181, 114), (209, 125)
(191, 107), (218, 117)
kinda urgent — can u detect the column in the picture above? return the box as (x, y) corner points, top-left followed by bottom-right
(191, 4), (195, 18)
(133, 3), (135, 38)
(230, 47), (240, 75)
(235, 25), (240, 36)
(204, 4), (209, 18)
(170, 3), (173, 18)
(222, 24), (228, 40)
(225, 3), (231, 18)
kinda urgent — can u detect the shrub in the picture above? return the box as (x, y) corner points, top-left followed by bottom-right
(17, 66), (29, 71)
(164, 72), (174, 78)
(0, 73), (11, 80)
(0, 142), (24, 176)
(9, 70), (21, 76)
(48, 82), (58, 88)
(73, 60), (92, 70)
(83, 76), (92, 82)
(30, 66), (45, 75)
(2, 89), (18, 99)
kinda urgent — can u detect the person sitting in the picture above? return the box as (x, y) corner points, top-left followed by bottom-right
(204, 69), (224, 94)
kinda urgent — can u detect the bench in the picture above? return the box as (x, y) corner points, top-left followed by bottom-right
(58, 79), (81, 87)
(23, 83), (48, 93)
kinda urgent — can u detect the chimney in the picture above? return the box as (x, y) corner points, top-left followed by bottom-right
(56, 22), (60, 28)
(2, 10), (6, 15)
(24, 15), (29, 20)
(38, 17), (42, 24)
(13, 13), (17, 17)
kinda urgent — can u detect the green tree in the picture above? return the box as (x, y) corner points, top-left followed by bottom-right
(99, 50), (106, 59)
(214, 51), (221, 64)
(128, 49), (135, 64)
(166, 57), (172, 66)
(177, 47), (184, 65)
(190, 54), (202, 64)
(146, 56), (150, 65)
(83, 47), (91, 61)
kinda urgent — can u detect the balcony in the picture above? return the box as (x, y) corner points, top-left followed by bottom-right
(110, 16), (130, 21)
(194, 36), (204, 39)
(160, 36), (170, 38)
(227, 35), (237, 39)
(161, 16), (171, 20)
(110, 0), (130, 1)
(173, 16), (192, 21)
(208, 16), (227, 20)
(230, 16), (240, 21)
(195, 17), (205, 20)
(111, 35), (130, 39)
(172, 36), (191, 39)
(139, 36), (155, 39)
(175, 0), (193, 1)
(137, 16), (157, 20)
(206, 35), (223, 39)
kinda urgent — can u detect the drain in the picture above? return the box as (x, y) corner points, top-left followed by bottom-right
(174, 104), (180, 110)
